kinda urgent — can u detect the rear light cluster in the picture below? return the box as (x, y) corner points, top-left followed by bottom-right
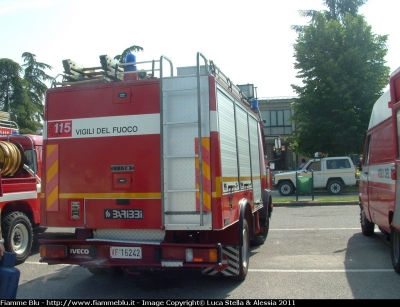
(185, 248), (217, 263)
(40, 245), (67, 258)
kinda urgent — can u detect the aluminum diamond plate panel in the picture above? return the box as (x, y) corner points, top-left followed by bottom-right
(164, 159), (195, 191)
(161, 73), (212, 230)
(164, 125), (199, 156)
(93, 229), (165, 241)
(176, 65), (207, 76)
(164, 191), (196, 212)
(164, 212), (212, 230)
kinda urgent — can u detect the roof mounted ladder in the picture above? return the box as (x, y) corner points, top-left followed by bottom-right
(61, 57), (125, 84)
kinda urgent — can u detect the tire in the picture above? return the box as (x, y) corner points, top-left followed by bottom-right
(328, 180), (343, 195)
(278, 181), (294, 196)
(232, 219), (250, 281)
(261, 190), (272, 219)
(360, 208), (375, 236)
(252, 217), (269, 246)
(2, 211), (33, 264)
(390, 227), (400, 274)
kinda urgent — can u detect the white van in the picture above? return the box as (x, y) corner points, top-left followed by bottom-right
(358, 90), (394, 237)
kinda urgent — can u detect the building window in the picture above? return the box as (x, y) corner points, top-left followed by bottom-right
(261, 110), (292, 135)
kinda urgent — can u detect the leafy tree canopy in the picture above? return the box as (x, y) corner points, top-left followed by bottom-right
(292, 0), (368, 32)
(22, 52), (53, 122)
(0, 53), (52, 134)
(0, 58), (22, 113)
(288, 2), (389, 157)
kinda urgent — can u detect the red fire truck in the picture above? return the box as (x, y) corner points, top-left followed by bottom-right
(359, 66), (400, 273)
(38, 52), (274, 280)
(0, 112), (43, 264)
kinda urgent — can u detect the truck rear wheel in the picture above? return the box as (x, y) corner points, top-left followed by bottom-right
(360, 208), (375, 236)
(252, 217), (269, 246)
(232, 219), (250, 281)
(278, 181), (294, 196)
(2, 211), (33, 264)
(390, 227), (400, 274)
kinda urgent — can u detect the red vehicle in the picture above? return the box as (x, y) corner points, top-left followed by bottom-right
(39, 52), (273, 280)
(359, 66), (400, 273)
(0, 112), (42, 264)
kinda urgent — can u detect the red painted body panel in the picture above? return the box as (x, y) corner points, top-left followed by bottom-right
(42, 80), (161, 228)
(45, 80), (160, 120)
(85, 199), (162, 229)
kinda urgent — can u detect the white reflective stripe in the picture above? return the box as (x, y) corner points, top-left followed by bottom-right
(45, 114), (160, 139)
(210, 111), (218, 132)
(0, 191), (38, 202)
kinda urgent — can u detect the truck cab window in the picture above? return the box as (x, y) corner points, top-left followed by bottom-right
(24, 149), (37, 173)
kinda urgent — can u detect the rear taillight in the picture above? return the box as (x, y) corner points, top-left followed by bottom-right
(185, 248), (218, 263)
(40, 245), (67, 258)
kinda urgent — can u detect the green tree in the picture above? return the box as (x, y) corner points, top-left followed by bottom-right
(10, 77), (41, 134)
(289, 4), (389, 157)
(21, 52), (53, 122)
(0, 59), (22, 114)
(322, 0), (367, 20)
(0, 58), (35, 133)
(292, 0), (367, 32)
(114, 45), (143, 63)
(0, 54), (50, 134)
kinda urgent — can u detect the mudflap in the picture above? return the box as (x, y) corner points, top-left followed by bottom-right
(202, 246), (239, 277)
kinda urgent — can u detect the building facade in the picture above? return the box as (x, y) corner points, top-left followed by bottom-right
(258, 97), (302, 172)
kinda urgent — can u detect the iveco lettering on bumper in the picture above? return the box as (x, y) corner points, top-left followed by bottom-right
(104, 209), (143, 219)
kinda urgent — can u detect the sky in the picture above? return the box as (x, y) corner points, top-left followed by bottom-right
(1, 0), (398, 99)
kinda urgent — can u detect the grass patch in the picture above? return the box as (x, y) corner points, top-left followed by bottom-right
(345, 185), (359, 191)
